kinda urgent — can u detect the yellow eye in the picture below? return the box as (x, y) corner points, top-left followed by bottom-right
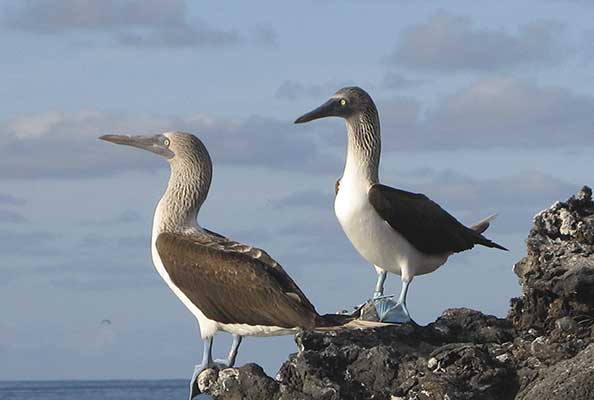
(163, 139), (170, 146)
(340, 99), (347, 106)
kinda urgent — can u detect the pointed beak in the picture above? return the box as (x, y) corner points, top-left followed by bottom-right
(99, 134), (174, 159)
(294, 99), (337, 124)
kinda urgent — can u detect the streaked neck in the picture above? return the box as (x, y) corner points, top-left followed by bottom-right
(153, 161), (211, 237)
(343, 112), (381, 185)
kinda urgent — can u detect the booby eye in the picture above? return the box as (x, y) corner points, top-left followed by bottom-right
(340, 99), (347, 106)
(163, 138), (170, 146)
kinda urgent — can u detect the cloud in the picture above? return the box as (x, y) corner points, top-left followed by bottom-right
(380, 71), (424, 90)
(0, 231), (56, 255)
(0, 210), (27, 223)
(275, 80), (353, 101)
(26, 247), (157, 290)
(375, 77), (594, 150)
(5, 76), (592, 181)
(251, 24), (279, 47)
(389, 11), (566, 71)
(1, 110), (172, 179)
(80, 210), (143, 226)
(275, 75), (421, 101)
(1, 0), (245, 48)
(2, 0), (186, 33)
(269, 189), (333, 210)
(400, 170), (576, 210)
(115, 25), (240, 48)
(0, 110), (338, 179)
(0, 193), (26, 206)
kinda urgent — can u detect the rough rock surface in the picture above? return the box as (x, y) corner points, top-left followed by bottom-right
(510, 186), (594, 332)
(197, 187), (594, 400)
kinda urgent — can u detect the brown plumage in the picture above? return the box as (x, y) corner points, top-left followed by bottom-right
(156, 231), (323, 329)
(368, 184), (507, 254)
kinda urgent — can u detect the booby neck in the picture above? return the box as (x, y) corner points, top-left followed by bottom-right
(152, 156), (212, 238)
(342, 107), (381, 186)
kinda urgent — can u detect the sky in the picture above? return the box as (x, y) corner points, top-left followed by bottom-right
(1, 0), (594, 381)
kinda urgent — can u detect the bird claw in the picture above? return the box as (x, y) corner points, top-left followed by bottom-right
(189, 361), (228, 399)
(373, 296), (412, 324)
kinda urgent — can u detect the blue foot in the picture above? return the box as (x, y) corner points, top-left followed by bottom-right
(189, 361), (226, 399)
(374, 296), (412, 323)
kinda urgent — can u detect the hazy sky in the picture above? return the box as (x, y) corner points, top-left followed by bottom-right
(2, 0), (594, 381)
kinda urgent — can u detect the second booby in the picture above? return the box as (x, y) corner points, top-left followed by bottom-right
(99, 132), (361, 400)
(295, 87), (507, 323)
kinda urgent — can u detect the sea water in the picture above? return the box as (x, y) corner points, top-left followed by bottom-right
(0, 380), (214, 400)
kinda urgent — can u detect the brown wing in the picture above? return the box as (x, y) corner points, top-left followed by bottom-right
(156, 232), (319, 329)
(368, 184), (507, 254)
(203, 229), (317, 312)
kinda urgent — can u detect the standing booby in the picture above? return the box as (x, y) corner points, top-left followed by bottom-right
(294, 87), (507, 323)
(99, 132), (359, 399)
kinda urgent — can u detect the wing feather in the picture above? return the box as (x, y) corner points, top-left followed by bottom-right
(368, 184), (504, 254)
(156, 232), (318, 329)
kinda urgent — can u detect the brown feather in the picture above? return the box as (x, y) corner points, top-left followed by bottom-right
(156, 232), (320, 329)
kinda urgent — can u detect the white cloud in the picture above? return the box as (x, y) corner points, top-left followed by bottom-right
(390, 11), (567, 71)
(2, 0), (187, 33)
(1, 0), (256, 48)
(0, 109), (338, 179)
(376, 77), (594, 150)
(10, 110), (98, 139)
(275, 75), (421, 101)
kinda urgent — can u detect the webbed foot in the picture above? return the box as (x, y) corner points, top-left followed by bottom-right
(373, 295), (412, 324)
(189, 360), (227, 399)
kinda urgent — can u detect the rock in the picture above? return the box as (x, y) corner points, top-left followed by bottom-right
(197, 310), (518, 400)
(197, 364), (280, 400)
(510, 186), (594, 332)
(430, 308), (515, 344)
(195, 187), (594, 400)
(516, 343), (594, 400)
(555, 316), (578, 333)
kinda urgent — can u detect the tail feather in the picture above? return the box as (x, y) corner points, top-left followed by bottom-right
(469, 213), (507, 251)
(478, 236), (508, 251)
(314, 306), (392, 330)
(470, 213), (498, 234)
(314, 313), (391, 331)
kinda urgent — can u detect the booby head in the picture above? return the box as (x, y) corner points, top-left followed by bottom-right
(99, 132), (209, 165)
(100, 131), (213, 228)
(294, 86), (376, 124)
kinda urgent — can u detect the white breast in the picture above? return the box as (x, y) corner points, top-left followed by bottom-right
(334, 176), (448, 280)
(151, 203), (220, 339)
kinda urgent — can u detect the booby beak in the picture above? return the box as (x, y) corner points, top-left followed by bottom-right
(99, 134), (174, 159)
(294, 99), (338, 124)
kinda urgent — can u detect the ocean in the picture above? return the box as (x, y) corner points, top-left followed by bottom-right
(0, 380), (214, 400)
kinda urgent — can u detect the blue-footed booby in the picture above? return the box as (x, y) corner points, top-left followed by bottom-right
(294, 87), (507, 323)
(99, 131), (365, 399)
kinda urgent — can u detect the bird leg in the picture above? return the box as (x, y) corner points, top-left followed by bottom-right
(189, 335), (244, 399)
(373, 279), (413, 323)
(189, 337), (226, 400)
(372, 268), (387, 298)
(217, 334), (243, 367)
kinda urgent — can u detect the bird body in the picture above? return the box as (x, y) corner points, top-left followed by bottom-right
(295, 87), (507, 323)
(335, 175), (448, 281)
(100, 131), (364, 399)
